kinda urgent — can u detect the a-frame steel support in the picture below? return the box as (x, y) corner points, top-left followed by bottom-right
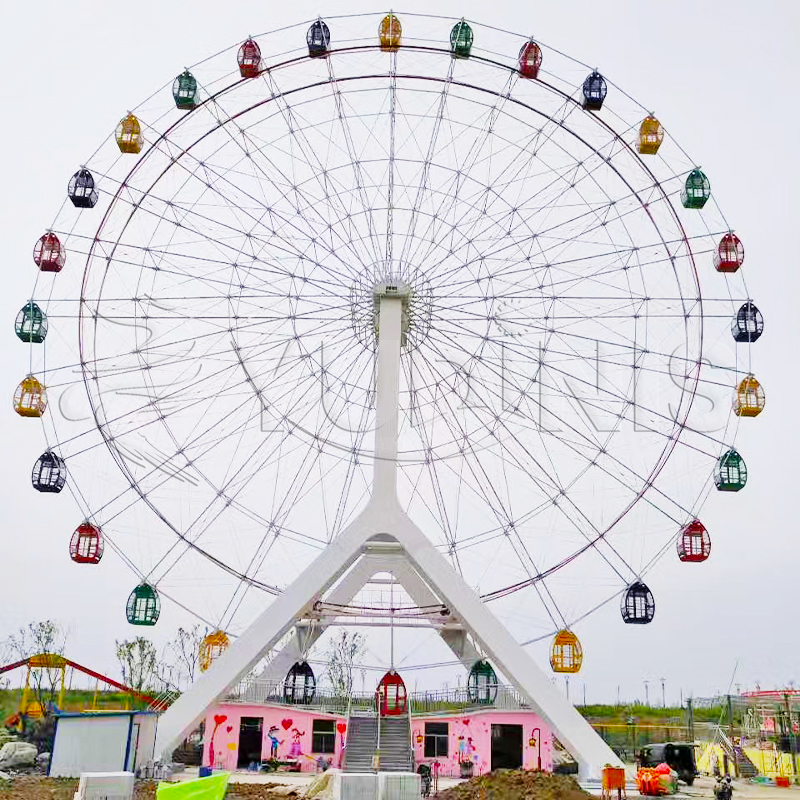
(154, 292), (622, 779)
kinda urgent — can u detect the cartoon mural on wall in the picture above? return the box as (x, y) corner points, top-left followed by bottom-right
(455, 719), (477, 777)
(288, 728), (305, 759)
(267, 725), (282, 759)
(209, 714), (227, 768)
(204, 704), (552, 774)
(337, 722), (347, 768)
(411, 711), (552, 778)
(203, 706), (348, 773)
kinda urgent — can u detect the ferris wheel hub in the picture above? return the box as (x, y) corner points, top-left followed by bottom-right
(349, 263), (432, 350)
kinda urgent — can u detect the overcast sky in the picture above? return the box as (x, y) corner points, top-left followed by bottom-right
(1, 0), (798, 705)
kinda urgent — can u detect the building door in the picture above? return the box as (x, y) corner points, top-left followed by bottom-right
(128, 723), (140, 772)
(238, 717), (263, 768)
(491, 724), (523, 770)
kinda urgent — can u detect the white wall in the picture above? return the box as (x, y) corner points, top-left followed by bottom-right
(130, 715), (158, 771)
(50, 716), (131, 778)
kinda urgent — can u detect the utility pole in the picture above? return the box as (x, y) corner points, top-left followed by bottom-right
(660, 677), (666, 708)
(616, 685), (621, 706)
(644, 680), (650, 707)
(583, 683), (587, 706)
(785, 693), (798, 780)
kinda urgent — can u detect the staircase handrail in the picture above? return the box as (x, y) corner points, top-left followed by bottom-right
(376, 689), (381, 771)
(407, 692), (414, 772)
(342, 692), (353, 771)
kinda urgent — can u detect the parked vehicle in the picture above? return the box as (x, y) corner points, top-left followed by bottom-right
(638, 743), (696, 785)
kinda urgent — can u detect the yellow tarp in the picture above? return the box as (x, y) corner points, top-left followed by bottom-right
(697, 743), (798, 777)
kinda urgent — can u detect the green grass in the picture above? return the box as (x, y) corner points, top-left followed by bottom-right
(0, 688), (151, 721)
(576, 703), (723, 723)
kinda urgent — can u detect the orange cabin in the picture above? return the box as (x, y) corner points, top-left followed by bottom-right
(518, 40), (542, 79)
(550, 629), (583, 673)
(238, 38), (262, 78)
(199, 630), (230, 672)
(376, 669), (406, 716)
(638, 116), (664, 155)
(714, 233), (744, 273)
(116, 113), (144, 154)
(14, 376), (47, 418)
(733, 374), (765, 417)
(33, 232), (66, 273)
(379, 13), (402, 51)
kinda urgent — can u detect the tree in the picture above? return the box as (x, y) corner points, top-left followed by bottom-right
(165, 625), (205, 688)
(116, 637), (158, 692)
(324, 630), (366, 697)
(0, 639), (14, 691)
(9, 620), (67, 714)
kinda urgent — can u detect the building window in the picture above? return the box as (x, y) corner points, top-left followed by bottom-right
(312, 719), (336, 753)
(424, 722), (448, 757)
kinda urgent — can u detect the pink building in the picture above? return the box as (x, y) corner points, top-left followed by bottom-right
(202, 669), (553, 777)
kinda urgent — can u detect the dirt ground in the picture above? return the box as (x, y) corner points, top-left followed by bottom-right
(433, 771), (592, 800)
(3, 773), (800, 800)
(0, 778), (302, 800)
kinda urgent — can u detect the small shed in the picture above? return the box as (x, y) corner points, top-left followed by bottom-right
(49, 711), (159, 778)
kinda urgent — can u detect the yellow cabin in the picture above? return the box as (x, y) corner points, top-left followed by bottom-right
(550, 629), (583, 673)
(638, 115), (664, 155)
(199, 630), (230, 672)
(116, 113), (144, 154)
(733, 374), (765, 418)
(379, 13), (402, 51)
(14, 375), (47, 418)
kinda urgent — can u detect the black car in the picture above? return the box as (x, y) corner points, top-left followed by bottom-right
(638, 743), (696, 785)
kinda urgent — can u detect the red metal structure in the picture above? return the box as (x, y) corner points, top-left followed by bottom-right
(376, 669), (407, 716)
(70, 522), (104, 564)
(237, 39), (262, 78)
(33, 232), (66, 273)
(0, 653), (159, 727)
(518, 41), (542, 79)
(714, 233), (745, 273)
(676, 519), (711, 563)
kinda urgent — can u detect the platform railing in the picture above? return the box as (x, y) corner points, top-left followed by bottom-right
(223, 680), (528, 714)
(409, 684), (528, 714)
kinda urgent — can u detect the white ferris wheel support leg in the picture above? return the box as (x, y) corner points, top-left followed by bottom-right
(154, 293), (621, 780)
(153, 294), (408, 759)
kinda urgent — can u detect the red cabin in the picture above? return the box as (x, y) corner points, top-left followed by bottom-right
(238, 38), (262, 78)
(676, 519), (710, 563)
(518, 40), (542, 79)
(33, 232), (66, 273)
(714, 233), (744, 273)
(70, 522), (104, 564)
(376, 669), (407, 716)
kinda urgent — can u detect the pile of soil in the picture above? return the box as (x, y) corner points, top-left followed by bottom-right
(434, 770), (592, 800)
(0, 778), (158, 800)
(228, 784), (299, 799)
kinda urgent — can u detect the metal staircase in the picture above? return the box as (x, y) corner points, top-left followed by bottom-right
(378, 715), (413, 772)
(732, 745), (758, 778)
(718, 728), (759, 778)
(343, 711), (413, 773)
(344, 712), (378, 772)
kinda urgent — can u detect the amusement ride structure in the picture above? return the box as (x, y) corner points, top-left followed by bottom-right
(14, 13), (763, 778)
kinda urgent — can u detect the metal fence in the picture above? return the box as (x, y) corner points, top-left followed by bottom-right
(224, 681), (528, 715)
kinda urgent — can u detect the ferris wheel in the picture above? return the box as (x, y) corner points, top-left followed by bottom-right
(15, 12), (764, 677)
